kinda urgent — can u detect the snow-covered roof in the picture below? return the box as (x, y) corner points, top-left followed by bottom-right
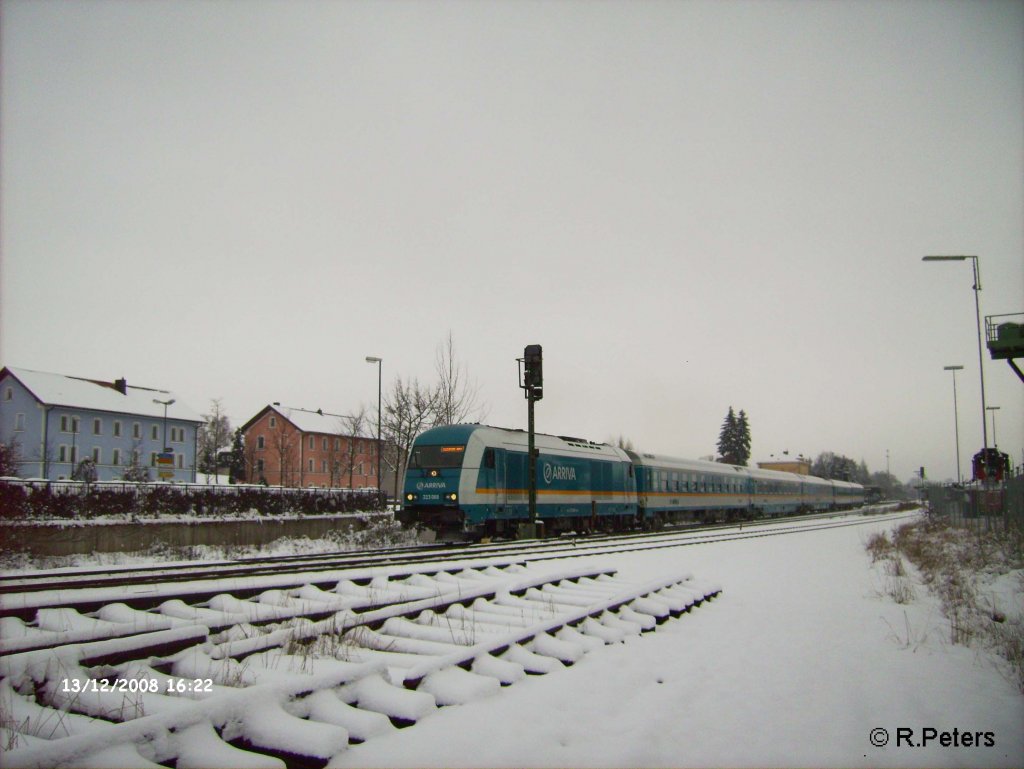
(272, 405), (353, 435)
(2, 366), (203, 423)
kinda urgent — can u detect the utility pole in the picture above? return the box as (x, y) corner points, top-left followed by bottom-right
(518, 344), (543, 536)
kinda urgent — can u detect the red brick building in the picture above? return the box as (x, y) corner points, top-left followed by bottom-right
(240, 405), (379, 488)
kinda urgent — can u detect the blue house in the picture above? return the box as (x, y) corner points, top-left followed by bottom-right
(0, 366), (203, 482)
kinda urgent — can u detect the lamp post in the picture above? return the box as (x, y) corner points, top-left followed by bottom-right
(153, 398), (175, 452)
(986, 406), (1000, 448)
(365, 357), (382, 489)
(922, 256), (988, 451)
(943, 365), (964, 484)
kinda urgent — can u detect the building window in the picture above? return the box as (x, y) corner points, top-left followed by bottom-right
(177, 454), (184, 469)
(133, 423), (141, 439)
(113, 421), (122, 437)
(269, 416), (276, 428)
(112, 448), (121, 466)
(309, 436), (315, 450)
(93, 418), (102, 435)
(151, 425), (159, 441)
(150, 453), (157, 467)
(308, 459), (314, 472)
(322, 460), (328, 473)
(257, 459), (265, 473)
(14, 413), (25, 431)
(58, 445), (67, 462)
(3, 387), (11, 401)
(257, 436), (265, 450)
(322, 438), (328, 451)
(92, 447), (101, 464)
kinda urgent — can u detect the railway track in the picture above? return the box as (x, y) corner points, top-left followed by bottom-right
(0, 509), (911, 623)
(1, 560), (719, 768)
(0, 507), (898, 599)
(0, 508), (912, 768)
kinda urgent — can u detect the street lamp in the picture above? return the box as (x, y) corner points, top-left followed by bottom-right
(365, 357), (382, 489)
(922, 255), (989, 451)
(986, 406), (1000, 448)
(153, 398), (175, 452)
(943, 365), (964, 484)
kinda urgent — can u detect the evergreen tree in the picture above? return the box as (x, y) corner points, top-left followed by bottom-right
(72, 458), (98, 483)
(228, 428), (246, 484)
(717, 407), (739, 464)
(198, 399), (232, 476)
(717, 407), (752, 466)
(736, 410), (751, 466)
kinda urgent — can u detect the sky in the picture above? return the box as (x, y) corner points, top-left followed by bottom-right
(1, 0), (1022, 485)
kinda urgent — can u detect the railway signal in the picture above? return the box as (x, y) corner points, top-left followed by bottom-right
(518, 344), (543, 536)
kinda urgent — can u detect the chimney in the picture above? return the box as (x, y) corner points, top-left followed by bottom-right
(114, 378), (127, 394)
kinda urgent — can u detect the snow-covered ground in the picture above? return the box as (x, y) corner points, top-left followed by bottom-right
(2, 512), (1021, 768)
(325, 512), (1023, 768)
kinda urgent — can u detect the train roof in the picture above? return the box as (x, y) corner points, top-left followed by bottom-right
(413, 424), (629, 460)
(412, 425), (863, 489)
(626, 451), (750, 475)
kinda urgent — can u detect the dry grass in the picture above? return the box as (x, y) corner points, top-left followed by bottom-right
(871, 517), (1024, 691)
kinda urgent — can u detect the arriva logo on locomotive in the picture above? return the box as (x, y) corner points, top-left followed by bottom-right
(416, 481), (448, 490)
(542, 462), (577, 484)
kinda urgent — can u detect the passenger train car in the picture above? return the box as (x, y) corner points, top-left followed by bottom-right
(399, 424), (865, 539)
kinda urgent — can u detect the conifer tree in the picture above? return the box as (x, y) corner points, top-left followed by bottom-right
(717, 406), (752, 466)
(736, 409), (751, 466)
(228, 428), (246, 483)
(717, 407), (739, 464)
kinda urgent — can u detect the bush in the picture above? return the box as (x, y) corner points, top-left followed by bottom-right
(0, 480), (387, 520)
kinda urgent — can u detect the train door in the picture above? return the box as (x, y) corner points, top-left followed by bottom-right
(494, 448), (506, 510)
(480, 447), (507, 512)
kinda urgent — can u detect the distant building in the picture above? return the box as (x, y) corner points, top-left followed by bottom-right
(240, 404), (381, 489)
(757, 458), (812, 475)
(0, 366), (203, 482)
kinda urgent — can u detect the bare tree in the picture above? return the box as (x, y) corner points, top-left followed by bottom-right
(433, 332), (486, 426)
(382, 375), (439, 499)
(337, 407), (369, 488)
(612, 435), (635, 451)
(198, 398), (233, 479)
(270, 421), (298, 487)
(122, 439), (150, 482)
(243, 435), (263, 484)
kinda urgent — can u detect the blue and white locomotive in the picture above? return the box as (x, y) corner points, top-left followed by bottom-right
(399, 423), (865, 539)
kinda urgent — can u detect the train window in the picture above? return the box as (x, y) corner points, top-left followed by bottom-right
(482, 448), (495, 469)
(410, 445), (467, 469)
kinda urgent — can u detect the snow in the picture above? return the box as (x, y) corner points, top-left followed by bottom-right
(2, 367), (203, 423)
(325, 514), (1023, 768)
(2, 512), (1022, 768)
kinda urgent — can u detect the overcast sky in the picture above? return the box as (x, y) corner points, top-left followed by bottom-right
(2, 0), (1021, 484)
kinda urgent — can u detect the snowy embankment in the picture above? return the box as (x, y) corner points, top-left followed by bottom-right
(329, 513), (1023, 769)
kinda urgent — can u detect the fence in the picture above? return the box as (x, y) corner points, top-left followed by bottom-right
(0, 478), (386, 520)
(922, 471), (1024, 551)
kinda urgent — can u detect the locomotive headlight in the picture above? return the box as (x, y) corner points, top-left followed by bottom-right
(406, 492), (417, 502)
(430, 470), (439, 478)
(448, 492), (458, 502)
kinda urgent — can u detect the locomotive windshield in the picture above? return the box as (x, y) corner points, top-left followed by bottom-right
(410, 444), (466, 469)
